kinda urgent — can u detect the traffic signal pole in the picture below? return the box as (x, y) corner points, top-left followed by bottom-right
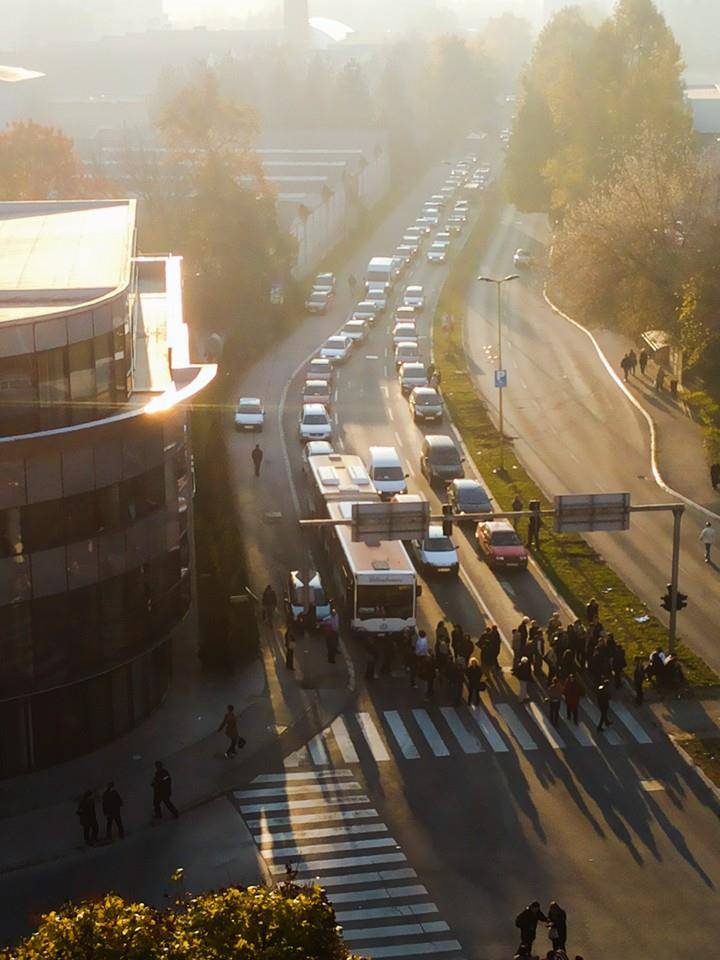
(669, 505), (684, 655)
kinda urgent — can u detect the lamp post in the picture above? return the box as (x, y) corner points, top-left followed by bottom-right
(477, 274), (519, 472)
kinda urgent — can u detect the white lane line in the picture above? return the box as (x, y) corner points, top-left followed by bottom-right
(366, 938), (462, 957)
(275, 851), (407, 874)
(284, 746), (311, 768)
(384, 710), (421, 759)
(337, 904), (439, 922)
(331, 716), (361, 763)
(238, 795), (369, 814)
(235, 780), (362, 800)
(610, 702), (653, 744)
(440, 707), (483, 753)
(381, 384), (390, 397)
(525, 702), (565, 750)
(247, 808), (379, 830)
(331, 885), (429, 904)
(458, 570), (512, 655)
(366, 355), (379, 360)
(316, 867), (417, 889)
(560, 715), (596, 747)
(253, 770), (354, 783)
(581, 700), (622, 745)
(412, 709), (450, 757)
(308, 731), (330, 765)
(343, 921), (450, 941)
(258, 823), (389, 844)
(495, 703), (537, 751)
(394, 430), (404, 449)
(268, 836), (398, 860)
(467, 704), (509, 753)
(356, 712), (391, 761)
(388, 407), (395, 422)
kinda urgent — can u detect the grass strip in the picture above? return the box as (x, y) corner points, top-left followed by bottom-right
(677, 735), (720, 789)
(433, 187), (718, 693)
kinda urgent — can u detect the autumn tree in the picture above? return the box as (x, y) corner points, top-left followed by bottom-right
(480, 13), (533, 91)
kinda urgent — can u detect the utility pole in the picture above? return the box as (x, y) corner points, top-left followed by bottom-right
(477, 274), (518, 473)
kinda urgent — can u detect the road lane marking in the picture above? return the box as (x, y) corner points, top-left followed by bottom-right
(331, 716), (360, 763)
(253, 771), (354, 783)
(467, 704), (509, 752)
(610, 702), (653, 743)
(331, 885), (428, 904)
(235, 780), (362, 800)
(356, 712), (391, 761)
(369, 939), (462, 957)
(268, 836), (399, 860)
(440, 707), (483, 753)
(247, 808), (379, 829)
(581, 701), (622, 745)
(315, 867), (418, 888)
(238, 794), (370, 814)
(525, 702), (565, 749)
(384, 710), (421, 759)
(276, 851), (407, 874)
(336, 904), (439, 922)
(412, 709), (450, 756)
(284, 746), (311, 767)
(388, 407), (395, 421)
(394, 431), (404, 449)
(307, 732), (330, 765)
(381, 384), (389, 397)
(495, 703), (537, 751)
(343, 921), (450, 941)
(366, 355), (379, 359)
(259, 823), (389, 843)
(560, 716), (595, 747)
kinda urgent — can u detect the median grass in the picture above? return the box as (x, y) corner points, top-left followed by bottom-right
(434, 187), (718, 693)
(677, 735), (720, 788)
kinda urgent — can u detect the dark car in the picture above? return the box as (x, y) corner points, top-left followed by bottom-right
(447, 478), (492, 524)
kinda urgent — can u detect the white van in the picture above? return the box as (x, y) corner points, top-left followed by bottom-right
(365, 256), (394, 293)
(368, 446), (408, 498)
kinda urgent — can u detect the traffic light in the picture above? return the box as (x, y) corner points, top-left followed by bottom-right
(528, 499), (541, 515)
(660, 584), (672, 611)
(676, 591), (688, 611)
(442, 503), (453, 537)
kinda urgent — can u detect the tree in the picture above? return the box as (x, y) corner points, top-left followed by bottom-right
(0, 120), (110, 200)
(481, 13), (534, 91)
(0, 885), (363, 960)
(332, 60), (375, 127)
(504, 86), (556, 212)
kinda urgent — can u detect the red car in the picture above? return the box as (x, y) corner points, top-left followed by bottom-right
(475, 520), (528, 571)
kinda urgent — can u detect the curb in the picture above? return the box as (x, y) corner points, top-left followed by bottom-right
(542, 286), (720, 524)
(667, 734), (720, 805)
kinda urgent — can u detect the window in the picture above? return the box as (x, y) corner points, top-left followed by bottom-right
(0, 507), (23, 560)
(36, 347), (69, 429)
(356, 584), (413, 620)
(23, 499), (65, 553)
(68, 339), (95, 421)
(0, 355), (37, 435)
(65, 490), (100, 542)
(32, 594), (70, 682)
(94, 332), (114, 402)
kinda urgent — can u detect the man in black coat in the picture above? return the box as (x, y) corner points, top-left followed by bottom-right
(102, 781), (125, 839)
(515, 901), (547, 951)
(152, 761), (179, 820)
(76, 789), (99, 846)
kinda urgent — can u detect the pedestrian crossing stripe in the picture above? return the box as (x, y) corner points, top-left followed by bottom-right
(282, 700), (655, 768)
(236, 769), (465, 960)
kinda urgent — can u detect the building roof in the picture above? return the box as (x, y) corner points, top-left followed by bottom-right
(0, 199), (135, 323)
(685, 84), (720, 100)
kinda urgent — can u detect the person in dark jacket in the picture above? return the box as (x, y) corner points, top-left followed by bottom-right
(77, 789), (99, 846)
(633, 656), (646, 705)
(102, 781), (125, 840)
(516, 656), (532, 702)
(612, 643), (627, 689)
(450, 623), (464, 660)
(466, 657), (483, 706)
(547, 901), (567, 951)
(515, 901), (547, 951)
(711, 462), (720, 491)
(585, 597), (599, 624)
(251, 443), (264, 477)
(152, 761), (179, 820)
(448, 656), (465, 706)
(596, 681), (612, 731)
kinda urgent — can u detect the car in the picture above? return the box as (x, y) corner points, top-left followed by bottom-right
(478, 163), (491, 175)
(414, 218), (432, 235)
(403, 285), (425, 312)
(475, 519), (528, 570)
(312, 272), (336, 294)
(302, 378), (332, 407)
(398, 361), (429, 396)
(368, 445), (407, 497)
(352, 300), (380, 326)
(234, 397), (265, 432)
(419, 212), (440, 227)
(284, 569), (332, 627)
(341, 318), (368, 343)
(394, 304), (418, 324)
(302, 439), (334, 472)
(434, 231), (451, 245)
(391, 255), (407, 277)
(319, 335), (352, 364)
(401, 234), (421, 251)
(447, 217), (464, 234)
(396, 244), (417, 264)
(411, 524), (459, 576)
(420, 434), (464, 484)
(306, 357), (335, 383)
(404, 227), (425, 244)
(447, 478), (492, 523)
(429, 194), (446, 208)
(427, 242), (448, 264)
(513, 248), (533, 268)
(364, 288), (388, 314)
(454, 199), (469, 212)
(440, 185), (455, 199)
(299, 403), (332, 442)
(422, 202), (440, 214)
(409, 386), (443, 422)
(451, 208), (468, 223)
(392, 321), (418, 346)
(305, 289), (332, 314)
(394, 341), (421, 368)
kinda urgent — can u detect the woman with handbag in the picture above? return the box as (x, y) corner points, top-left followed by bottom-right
(546, 901), (567, 951)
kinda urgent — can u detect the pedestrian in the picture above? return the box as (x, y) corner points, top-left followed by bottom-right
(348, 273), (357, 294)
(76, 789), (99, 846)
(410, 629), (430, 688)
(102, 781), (124, 840)
(365, 637), (378, 682)
(422, 652), (437, 700)
(284, 628), (296, 670)
(669, 378), (678, 400)
(152, 761), (179, 819)
(585, 597), (598, 625)
(547, 901), (567, 952)
(324, 607), (340, 663)
(655, 367), (665, 392)
(710, 462), (720, 491)
(435, 627), (451, 680)
(611, 642), (626, 689)
(527, 511), (542, 550)
(639, 347), (649, 375)
(427, 361), (436, 382)
(563, 673), (583, 725)
(511, 628), (522, 672)
(512, 494), (523, 527)
(596, 680), (612, 731)
(628, 349), (637, 376)
(546, 676), (563, 725)
(620, 353), (630, 382)
(515, 901), (547, 953)
(217, 704), (243, 757)
(516, 656), (531, 703)
(487, 624), (501, 672)
(251, 443), (264, 477)
(261, 583), (277, 626)
(633, 656), (645, 706)
(449, 656), (465, 706)
(699, 520), (716, 563)
(466, 656), (483, 706)
(450, 623), (464, 660)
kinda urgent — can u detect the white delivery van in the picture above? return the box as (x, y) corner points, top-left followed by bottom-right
(368, 446), (408, 498)
(365, 256), (395, 293)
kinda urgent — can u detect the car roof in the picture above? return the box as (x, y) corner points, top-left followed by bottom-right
(345, 318), (366, 325)
(309, 356), (331, 365)
(405, 285), (423, 294)
(401, 361), (426, 372)
(396, 341), (419, 351)
(413, 386), (438, 397)
(482, 519), (515, 532)
(302, 403), (329, 415)
(316, 273), (334, 281)
(304, 379), (328, 388)
(309, 288), (329, 297)
(326, 335), (349, 344)
(238, 396), (261, 405)
(426, 523), (451, 540)
(425, 434), (457, 448)
(394, 320), (417, 328)
(306, 440), (333, 454)
(453, 478), (484, 491)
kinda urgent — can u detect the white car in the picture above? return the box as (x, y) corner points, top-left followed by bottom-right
(364, 288), (388, 314)
(403, 285), (425, 313)
(302, 379), (332, 407)
(427, 242), (448, 264)
(404, 227), (425, 244)
(234, 397), (265, 432)
(411, 524), (459, 576)
(352, 301), (380, 326)
(395, 341), (421, 368)
(306, 357), (334, 383)
(302, 439), (334, 472)
(305, 289), (331, 314)
(513, 248), (533, 268)
(414, 218), (432, 235)
(435, 231), (451, 245)
(342, 318), (368, 343)
(320, 335), (352, 364)
(392, 321), (418, 346)
(312, 272), (336, 294)
(394, 305), (418, 324)
(396, 244), (417, 265)
(299, 403), (332, 442)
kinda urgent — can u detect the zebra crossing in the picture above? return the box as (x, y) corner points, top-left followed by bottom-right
(284, 698), (655, 767)
(235, 770), (465, 960)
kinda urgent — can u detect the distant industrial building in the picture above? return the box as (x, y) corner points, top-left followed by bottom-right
(0, 199), (216, 775)
(684, 84), (720, 136)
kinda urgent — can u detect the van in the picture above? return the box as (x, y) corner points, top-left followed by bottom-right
(368, 446), (407, 498)
(420, 435), (465, 484)
(365, 256), (394, 293)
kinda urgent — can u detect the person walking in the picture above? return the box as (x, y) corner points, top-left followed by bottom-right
(410, 629), (430, 688)
(217, 704), (243, 757)
(585, 597), (599, 625)
(466, 656), (483, 706)
(251, 443), (264, 477)
(102, 781), (124, 840)
(639, 347), (649, 376)
(450, 623), (464, 660)
(563, 673), (583, 725)
(152, 761), (179, 820)
(516, 656), (531, 703)
(699, 521), (716, 563)
(487, 624), (501, 673)
(527, 511), (542, 550)
(628, 349), (637, 376)
(655, 367), (665, 392)
(261, 584), (277, 626)
(512, 494), (523, 528)
(547, 901), (567, 952)
(284, 628), (296, 671)
(515, 901), (547, 953)
(633, 656), (646, 706)
(324, 607), (340, 664)
(449, 656), (465, 706)
(546, 677), (563, 725)
(77, 789), (99, 846)
(435, 627), (451, 681)
(596, 680), (612, 732)
(348, 273), (358, 295)
(710, 462), (720, 491)
(620, 353), (630, 382)
(611, 643), (627, 689)
(511, 628), (522, 673)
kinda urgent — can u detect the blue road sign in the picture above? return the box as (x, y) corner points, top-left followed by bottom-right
(495, 369), (508, 388)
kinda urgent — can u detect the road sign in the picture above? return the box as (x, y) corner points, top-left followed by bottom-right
(554, 492), (630, 533)
(494, 369), (508, 389)
(351, 500), (430, 543)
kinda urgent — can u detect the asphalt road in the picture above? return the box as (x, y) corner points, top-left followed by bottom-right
(465, 207), (720, 675)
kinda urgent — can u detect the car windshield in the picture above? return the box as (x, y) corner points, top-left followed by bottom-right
(491, 529), (522, 546)
(309, 292), (326, 301)
(433, 446), (460, 464)
(238, 403), (261, 415)
(459, 487), (487, 505)
(374, 466), (404, 481)
(304, 414), (328, 425)
(356, 584), (413, 620)
(326, 339), (346, 349)
(417, 394), (439, 406)
(424, 537), (454, 552)
(305, 385), (326, 395)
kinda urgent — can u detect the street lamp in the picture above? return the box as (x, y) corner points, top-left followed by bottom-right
(477, 274), (519, 472)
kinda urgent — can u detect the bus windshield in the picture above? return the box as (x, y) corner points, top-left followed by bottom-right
(356, 583), (413, 620)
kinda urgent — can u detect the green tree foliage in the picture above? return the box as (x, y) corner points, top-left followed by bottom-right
(1, 885), (362, 960)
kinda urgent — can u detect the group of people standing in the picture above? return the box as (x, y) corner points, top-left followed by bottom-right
(620, 346), (679, 397)
(515, 900), (576, 959)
